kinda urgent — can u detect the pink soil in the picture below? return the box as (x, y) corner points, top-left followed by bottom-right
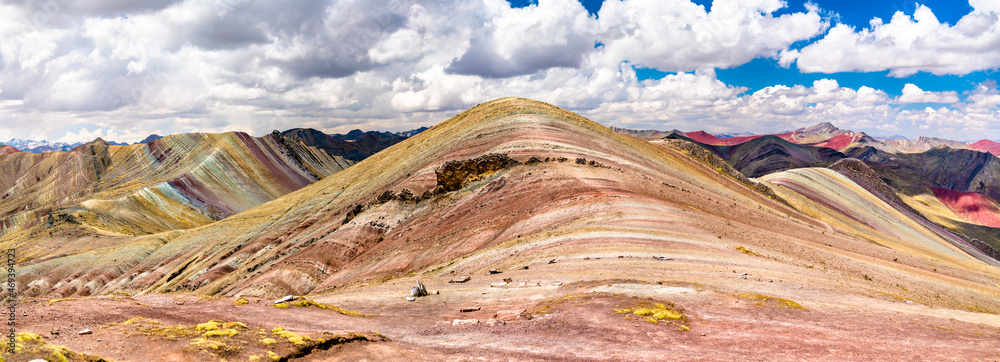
(932, 187), (1000, 228)
(813, 133), (860, 151)
(0, 145), (18, 156)
(969, 139), (1000, 157)
(684, 131), (765, 146)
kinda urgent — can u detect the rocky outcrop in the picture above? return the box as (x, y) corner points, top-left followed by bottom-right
(434, 153), (521, 193)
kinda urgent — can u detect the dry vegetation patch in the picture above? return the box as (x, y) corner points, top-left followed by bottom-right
(273, 298), (373, 317)
(730, 292), (806, 310)
(0, 331), (107, 362)
(734, 245), (763, 257)
(101, 317), (383, 361)
(612, 299), (690, 330)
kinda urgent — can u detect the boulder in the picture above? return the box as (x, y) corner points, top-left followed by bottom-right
(411, 281), (428, 297)
(78, 329), (92, 335)
(451, 319), (479, 326)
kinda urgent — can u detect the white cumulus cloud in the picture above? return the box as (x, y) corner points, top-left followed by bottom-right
(786, 3), (1000, 76)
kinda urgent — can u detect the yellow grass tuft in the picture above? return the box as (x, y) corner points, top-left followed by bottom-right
(614, 301), (686, 325)
(44, 298), (76, 306)
(276, 298), (373, 317)
(272, 327), (311, 345)
(731, 292), (806, 310)
(734, 246), (763, 257)
(259, 337), (278, 347)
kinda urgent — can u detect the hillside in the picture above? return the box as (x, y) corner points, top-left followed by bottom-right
(5, 98), (1000, 360)
(665, 133), (846, 177)
(970, 139), (1000, 157)
(0, 132), (351, 242)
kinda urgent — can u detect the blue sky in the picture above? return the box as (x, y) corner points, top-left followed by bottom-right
(2, 0), (1000, 143)
(511, 0), (993, 98)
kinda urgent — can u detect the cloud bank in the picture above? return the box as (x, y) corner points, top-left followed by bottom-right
(0, 0), (999, 144)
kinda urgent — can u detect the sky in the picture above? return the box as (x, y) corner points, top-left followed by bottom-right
(2, 0), (1000, 144)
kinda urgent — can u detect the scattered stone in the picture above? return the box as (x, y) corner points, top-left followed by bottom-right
(653, 256), (672, 261)
(452, 319), (479, 326)
(449, 276), (471, 283)
(905, 300), (915, 304)
(460, 307), (481, 313)
(275, 295), (297, 304)
(485, 318), (504, 326)
(492, 282), (508, 287)
(503, 277), (512, 283)
(176, 302), (184, 305)
(406, 297), (416, 302)
(737, 273), (748, 279)
(487, 269), (501, 275)
(375, 190), (397, 203)
(700, 333), (707, 337)
(525, 156), (543, 165)
(397, 189), (415, 202)
(547, 259), (556, 264)
(434, 290), (440, 295)
(520, 265), (529, 270)
(78, 329), (92, 335)
(495, 309), (526, 321)
(553, 282), (563, 286)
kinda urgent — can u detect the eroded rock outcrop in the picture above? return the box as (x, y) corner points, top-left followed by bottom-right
(434, 153), (521, 193)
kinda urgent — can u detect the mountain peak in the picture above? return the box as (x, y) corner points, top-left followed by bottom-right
(137, 134), (163, 144)
(798, 122), (842, 134)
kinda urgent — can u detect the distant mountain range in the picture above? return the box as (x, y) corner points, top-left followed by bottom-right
(282, 127), (429, 162)
(1, 135), (155, 153)
(2, 128), (427, 159)
(617, 122), (999, 156)
(649, 122), (1000, 250)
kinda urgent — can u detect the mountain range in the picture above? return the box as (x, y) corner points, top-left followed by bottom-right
(3, 98), (999, 360)
(618, 122), (997, 155)
(2, 128), (427, 156)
